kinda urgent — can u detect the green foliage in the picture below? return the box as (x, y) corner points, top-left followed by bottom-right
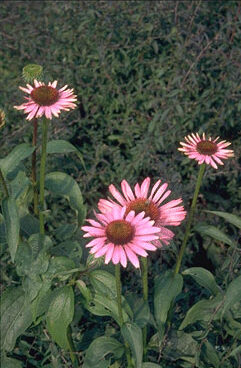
(182, 267), (221, 296)
(222, 275), (241, 317)
(0, 287), (33, 352)
(2, 197), (20, 262)
(195, 224), (234, 246)
(46, 286), (74, 351)
(0, 144), (34, 178)
(121, 322), (143, 368)
(45, 171), (86, 226)
(154, 270), (183, 336)
(83, 336), (124, 368)
(0, 1), (240, 367)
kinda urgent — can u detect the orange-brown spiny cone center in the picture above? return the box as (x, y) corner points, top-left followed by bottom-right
(106, 220), (134, 245)
(31, 86), (59, 106)
(126, 198), (159, 222)
(197, 140), (218, 156)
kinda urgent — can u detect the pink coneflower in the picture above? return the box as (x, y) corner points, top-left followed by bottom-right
(98, 178), (186, 248)
(82, 206), (160, 268)
(14, 79), (77, 120)
(178, 133), (234, 169)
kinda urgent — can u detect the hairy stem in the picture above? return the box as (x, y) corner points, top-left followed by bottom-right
(141, 257), (148, 359)
(174, 163), (205, 275)
(32, 117), (39, 215)
(115, 264), (132, 367)
(0, 168), (9, 198)
(39, 117), (49, 235)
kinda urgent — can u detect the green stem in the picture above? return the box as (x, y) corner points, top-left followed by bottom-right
(174, 163), (205, 275)
(0, 169), (9, 198)
(141, 257), (148, 359)
(32, 117), (39, 215)
(39, 117), (49, 235)
(115, 264), (132, 367)
(115, 264), (124, 326)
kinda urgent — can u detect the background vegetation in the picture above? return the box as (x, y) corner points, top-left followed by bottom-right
(0, 1), (240, 367)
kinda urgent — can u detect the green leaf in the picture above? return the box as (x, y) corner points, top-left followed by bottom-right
(88, 293), (129, 324)
(31, 281), (52, 322)
(89, 270), (117, 299)
(46, 256), (76, 280)
(83, 336), (124, 368)
(200, 340), (220, 368)
(2, 197), (20, 262)
(222, 275), (241, 317)
(121, 322), (143, 368)
(179, 294), (223, 330)
(15, 235), (50, 277)
(10, 170), (30, 201)
(45, 171), (86, 225)
(0, 143), (35, 176)
(47, 139), (78, 154)
(47, 140), (86, 171)
(76, 279), (92, 304)
(183, 267), (221, 295)
(0, 287), (32, 351)
(46, 286), (74, 351)
(142, 364), (162, 368)
(1, 356), (23, 368)
(161, 330), (197, 362)
(195, 224), (233, 246)
(204, 210), (241, 230)
(51, 240), (82, 259)
(133, 300), (150, 328)
(154, 270), (183, 331)
(20, 213), (40, 237)
(228, 344), (241, 361)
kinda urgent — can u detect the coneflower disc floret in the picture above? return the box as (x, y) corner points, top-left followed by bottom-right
(14, 79), (77, 120)
(82, 206), (160, 268)
(98, 178), (186, 248)
(178, 132), (234, 169)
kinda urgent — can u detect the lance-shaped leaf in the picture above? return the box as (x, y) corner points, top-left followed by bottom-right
(89, 270), (117, 299)
(2, 197), (20, 262)
(46, 286), (74, 351)
(222, 275), (241, 317)
(204, 210), (241, 230)
(183, 267), (221, 296)
(45, 171), (86, 225)
(0, 287), (32, 352)
(1, 356), (23, 368)
(46, 139), (86, 171)
(179, 294), (223, 330)
(83, 336), (124, 368)
(121, 322), (143, 368)
(0, 143), (34, 176)
(195, 224), (233, 246)
(154, 270), (183, 332)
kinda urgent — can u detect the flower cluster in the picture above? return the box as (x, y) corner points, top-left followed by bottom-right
(82, 178), (187, 268)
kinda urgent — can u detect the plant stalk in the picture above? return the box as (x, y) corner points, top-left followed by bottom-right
(0, 168), (9, 198)
(174, 163), (205, 275)
(39, 117), (49, 235)
(115, 264), (132, 368)
(141, 257), (148, 358)
(32, 117), (39, 215)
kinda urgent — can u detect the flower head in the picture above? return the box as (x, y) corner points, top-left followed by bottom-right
(82, 206), (160, 268)
(178, 133), (234, 169)
(14, 80), (77, 120)
(98, 178), (186, 248)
